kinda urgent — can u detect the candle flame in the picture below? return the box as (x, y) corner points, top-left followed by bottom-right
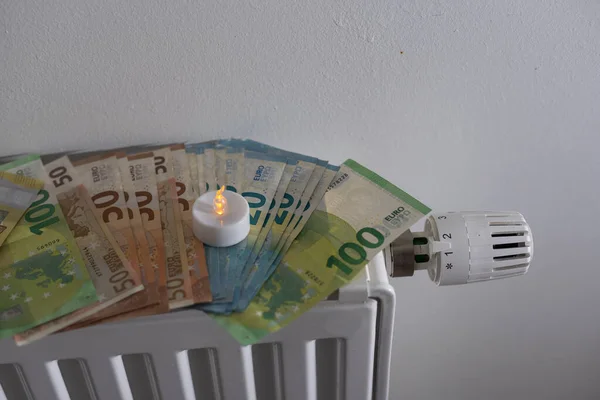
(213, 186), (227, 216)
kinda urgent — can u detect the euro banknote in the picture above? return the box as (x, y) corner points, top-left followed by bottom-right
(16, 156), (146, 344)
(267, 159), (327, 266)
(117, 152), (163, 313)
(0, 171), (44, 247)
(153, 148), (193, 309)
(124, 152), (169, 312)
(209, 142), (245, 301)
(44, 155), (143, 300)
(243, 142), (319, 264)
(237, 163), (339, 311)
(187, 151), (200, 196)
(0, 139), (431, 346)
(186, 142), (220, 296)
(202, 150), (287, 312)
(233, 145), (318, 310)
(71, 154), (157, 322)
(231, 159), (295, 310)
(214, 159), (431, 344)
(171, 145), (211, 304)
(0, 156), (98, 340)
(66, 152), (169, 329)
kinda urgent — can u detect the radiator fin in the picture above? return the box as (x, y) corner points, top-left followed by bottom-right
(57, 359), (94, 400)
(252, 343), (284, 400)
(188, 348), (224, 400)
(316, 338), (347, 400)
(85, 356), (133, 399)
(122, 354), (161, 400)
(16, 361), (67, 400)
(281, 340), (317, 400)
(149, 350), (191, 399)
(0, 363), (30, 400)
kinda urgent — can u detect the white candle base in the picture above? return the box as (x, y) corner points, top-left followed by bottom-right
(192, 190), (250, 247)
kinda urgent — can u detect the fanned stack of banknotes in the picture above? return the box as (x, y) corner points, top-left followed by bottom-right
(0, 139), (430, 346)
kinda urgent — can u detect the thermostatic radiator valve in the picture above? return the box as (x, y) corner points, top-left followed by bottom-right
(387, 211), (533, 285)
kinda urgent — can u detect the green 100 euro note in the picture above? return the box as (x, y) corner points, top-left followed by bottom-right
(0, 171), (44, 247)
(215, 159), (431, 345)
(0, 155), (98, 339)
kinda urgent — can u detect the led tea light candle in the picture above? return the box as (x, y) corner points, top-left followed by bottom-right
(192, 187), (250, 247)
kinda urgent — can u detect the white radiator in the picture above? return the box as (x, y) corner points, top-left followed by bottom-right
(0, 252), (395, 400)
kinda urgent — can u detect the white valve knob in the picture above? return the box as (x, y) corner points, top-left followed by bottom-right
(412, 211), (533, 285)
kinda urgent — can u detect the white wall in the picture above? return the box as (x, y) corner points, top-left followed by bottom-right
(2, 0), (599, 398)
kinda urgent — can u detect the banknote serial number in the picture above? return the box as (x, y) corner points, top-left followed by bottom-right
(36, 238), (61, 252)
(84, 247), (101, 277)
(326, 173), (349, 192)
(304, 270), (324, 286)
